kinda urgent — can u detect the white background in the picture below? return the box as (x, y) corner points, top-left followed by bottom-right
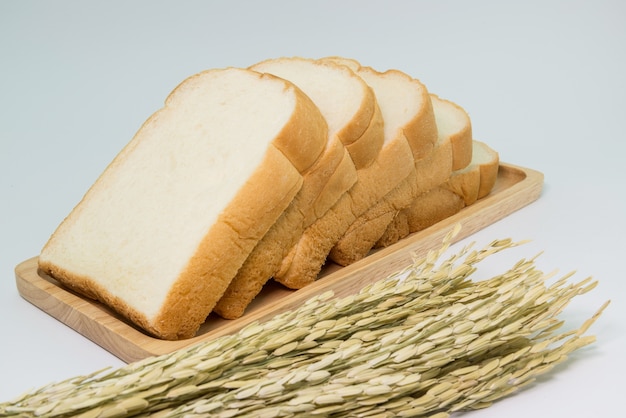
(1, 0), (624, 415)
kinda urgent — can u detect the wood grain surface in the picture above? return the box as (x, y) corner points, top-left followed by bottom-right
(15, 163), (543, 363)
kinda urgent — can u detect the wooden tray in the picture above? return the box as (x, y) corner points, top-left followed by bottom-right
(15, 163), (543, 363)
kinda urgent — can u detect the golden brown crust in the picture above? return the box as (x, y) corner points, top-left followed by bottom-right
(213, 58), (386, 319)
(373, 96), (474, 249)
(38, 69), (328, 340)
(379, 69), (439, 162)
(304, 140), (358, 225)
(342, 97), (384, 170)
(44, 145), (305, 341)
(379, 140), (500, 247)
(324, 68), (441, 265)
(38, 261), (162, 336)
(252, 57), (383, 171)
(325, 71), (376, 147)
(328, 60), (438, 166)
(443, 165), (481, 206)
(274, 133), (415, 289)
(213, 139), (356, 319)
(329, 210), (399, 265)
(475, 141), (500, 198)
(315, 57), (382, 149)
(267, 72), (328, 173)
(405, 187), (466, 232)
(154, 146), (305, 339)
(329, 92), (474, 265)
(432, 94), (473, 171)
(331, 135), (454, 265)
(374, 210), (410, 249)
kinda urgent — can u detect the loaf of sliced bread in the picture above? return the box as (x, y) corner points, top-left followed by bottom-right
(213, 57), (383, 319)
(38, 68), (328, 340)
(38, 56), (502, 338)
(329, 94), (472, 265)
(273, 61), (436, 289)
(381, 140), (499, 242)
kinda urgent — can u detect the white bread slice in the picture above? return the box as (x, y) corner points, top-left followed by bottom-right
(273, 61), (436, 289)
(381, 140), (499, 242)
(213, 57), (383, 319)
(38, 68), (328, 340)
(331, 94), (473, 264)
(253, 57), (384, 171)
(375, 96), (473, 247)
(325, 57), (438, 160)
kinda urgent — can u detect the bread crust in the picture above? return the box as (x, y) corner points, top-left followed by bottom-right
(265, 71), (327, 173)
(327, 76), (442, 266)
(342, 96), (384, 170)
(273, 62), (443, 286)
(39, 68), (328, 340)
(151, 145), (304, 338)
(476, 141), (499, 199)
(251, 57), (384, 170)
(405, 187), (466, 232)
(374, 97), (474, 249)
(274, 132), (415, 289)
(443, 163), (482, 206)
(37, 60), (500, 339)
(213, 57), (386, 319)
(212, 139), (356, 319)
(360, 67), (439, 161)
(379, 140), (500, 245)
(331, 132), (455, 264)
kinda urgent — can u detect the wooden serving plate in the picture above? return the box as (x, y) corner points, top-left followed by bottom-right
(15, 163), (543, 363)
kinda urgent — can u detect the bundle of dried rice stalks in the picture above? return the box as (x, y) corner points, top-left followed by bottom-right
(1, 226), (608, 417)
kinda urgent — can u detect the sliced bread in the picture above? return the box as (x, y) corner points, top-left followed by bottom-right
(329, 94), (472, 265)
(382, 140), (499, 241)
(444, 139), (499, 204)
(38, 68), (328, 340)
(374, 95), (472, 248)
(213, 57), (383, 319)
(273, 60), (435, 289)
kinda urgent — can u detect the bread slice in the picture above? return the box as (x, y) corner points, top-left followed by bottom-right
(325, 57), (438, 161)
(444, 139), (499, 204)
(213, 57), (383, 319)
(273, 61), (437, 289)
(374, 95), (472, 248)
(38, 68), (328, 340)
(381, 140), (499, 242)
(328, 94), (472, 265)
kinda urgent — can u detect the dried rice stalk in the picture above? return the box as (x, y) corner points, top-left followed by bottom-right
(0, 226), (609, 417)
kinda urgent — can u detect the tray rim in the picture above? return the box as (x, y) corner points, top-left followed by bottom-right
(15, 162), (544, 362)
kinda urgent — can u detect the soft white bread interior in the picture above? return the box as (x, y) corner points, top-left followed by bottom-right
(38, 68), (328, 340)
(213, 57), (383, 319)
